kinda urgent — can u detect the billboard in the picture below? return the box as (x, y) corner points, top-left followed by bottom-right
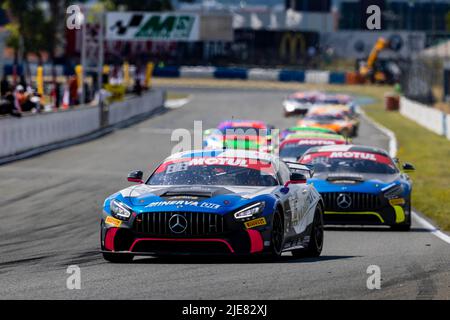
(106, 12), (200, 41)
(320, 31), (425, 59)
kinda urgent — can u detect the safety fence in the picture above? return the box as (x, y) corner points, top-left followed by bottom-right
(400, 97), (450, 140)
(153, 66), (349, 85)
(0, 90), (165, 161)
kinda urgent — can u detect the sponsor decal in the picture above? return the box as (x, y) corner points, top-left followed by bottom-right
(330, 151), (376, 161)
(105, 216), (122, 227)
(298, 139), (337, 145)
(389, 198), (405, 206)
(301, 151), (393, 165)
(156, 157), (274, 174)
(146, 200), (221, 209)
(244, 217), (267, 229)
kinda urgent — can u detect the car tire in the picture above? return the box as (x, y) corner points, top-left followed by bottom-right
(340, 128), (350, 138)
(292, 205), (324, 258)
(391, 224), (411, 231)
(102, 252), (134, 263)
(268, 209), (284, 259)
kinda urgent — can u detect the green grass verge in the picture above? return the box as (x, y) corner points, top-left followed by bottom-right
(364, 101), (450, 231)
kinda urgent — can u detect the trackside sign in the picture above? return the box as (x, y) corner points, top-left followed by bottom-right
(106, 12), (200, 41)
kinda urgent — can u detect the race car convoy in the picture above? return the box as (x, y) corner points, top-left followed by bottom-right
(100, 91), (415, 262)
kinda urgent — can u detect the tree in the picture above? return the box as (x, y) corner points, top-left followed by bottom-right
(2, 0), (48, 64)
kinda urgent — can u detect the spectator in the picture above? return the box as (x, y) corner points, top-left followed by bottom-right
(133, 75), (142, 96)
(15, 85), (27, 107)
(1, 76), (10, 96)
(69, 75), (78, 106)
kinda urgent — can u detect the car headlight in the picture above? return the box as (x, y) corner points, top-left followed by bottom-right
(382, 183), (404, 199)
(283, 101), (296, 112)
(234, 202), (265, 219)
(110, 199), (132, 220)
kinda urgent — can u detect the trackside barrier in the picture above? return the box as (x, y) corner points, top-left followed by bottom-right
(108, 90), (164, 125)
(0, 90), (164, 159)
(155, 66), (348, 84)
(400, 96), (450, 140)
(247, 69), (280, 81)
(304, 70), (330, 84)
(446, 114), (450, 140)
(0, 107), (100, 158)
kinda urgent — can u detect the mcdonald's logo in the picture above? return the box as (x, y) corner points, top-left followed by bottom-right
(279, 33), (306, 63)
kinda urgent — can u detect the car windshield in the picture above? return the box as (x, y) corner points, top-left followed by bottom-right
(219, 127), (268, 136)
(148, 159), (278, 186)
(280, 143), (316, 159)
(306, 114), (345, 121)
(289, 98), (310, 103)
(300, 151), (398, 174)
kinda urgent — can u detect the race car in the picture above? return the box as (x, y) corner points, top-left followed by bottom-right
(299, 145), (415, 230)
(100, 149), (324, 262)
(282, 91), (321, 117)
(280, 126), (338, 140)
(297, 109), (357, 138)
(283, 132), (347, 144)
(279, 136), (346, 163)
(308, 104), (360, 136)
(203, 120), (274, 151)
(316, 93), (353, 105)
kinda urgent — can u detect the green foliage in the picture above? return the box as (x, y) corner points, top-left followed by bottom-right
(2, 0), (69, 63)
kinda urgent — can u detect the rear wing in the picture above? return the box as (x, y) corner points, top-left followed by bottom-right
(284, 162), (314, 178)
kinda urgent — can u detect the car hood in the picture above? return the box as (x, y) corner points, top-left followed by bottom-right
(115, 184), (277, 214)
(309, 172), (401, 193)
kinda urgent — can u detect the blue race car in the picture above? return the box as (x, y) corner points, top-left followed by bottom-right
(100, 149), (324, 262)
(299, 145), (415, 230)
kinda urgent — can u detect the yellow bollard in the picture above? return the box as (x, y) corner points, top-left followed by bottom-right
(145, 62), (154, 88)
(123, 62), (130, 87)
(103, 65), (110, 75)
(75, 64), (83, 89)
(36, 66), (44, 96)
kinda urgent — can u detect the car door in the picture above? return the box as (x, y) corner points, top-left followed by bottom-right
(277, 162), (306, 237)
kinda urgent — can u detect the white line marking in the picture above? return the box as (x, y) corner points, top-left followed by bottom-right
(362, 109), (450, 244)
(412, 211), (450, 244)
(164, 97), (191, 109)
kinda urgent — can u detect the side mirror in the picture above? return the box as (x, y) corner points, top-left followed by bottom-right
(127, 170), (144, 183)
(284, 172), (307, 187)
(402, 162), (415, 172)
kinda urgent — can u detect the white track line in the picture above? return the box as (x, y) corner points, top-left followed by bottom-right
(362, 109), (450, 244)
(164, 96), (191, 109)
(412, 211), (450, 244)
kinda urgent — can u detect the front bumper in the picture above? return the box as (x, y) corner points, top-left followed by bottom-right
(321, 194), (410, 226)
(100, 212), (273, 256)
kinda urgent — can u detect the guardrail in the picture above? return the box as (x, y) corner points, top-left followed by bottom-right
(0, 90), (165, 162)
(154, 66), (348, 85)
(400, 96), (450, 140)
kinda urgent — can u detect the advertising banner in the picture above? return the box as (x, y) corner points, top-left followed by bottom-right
(106, 12), (200, 41)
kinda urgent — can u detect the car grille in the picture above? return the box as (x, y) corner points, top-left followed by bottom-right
(321, 192), (382, 211)
(133, 212), (225, 237)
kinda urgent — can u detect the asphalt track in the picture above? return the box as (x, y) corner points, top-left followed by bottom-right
(0, 86), (449, 299)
